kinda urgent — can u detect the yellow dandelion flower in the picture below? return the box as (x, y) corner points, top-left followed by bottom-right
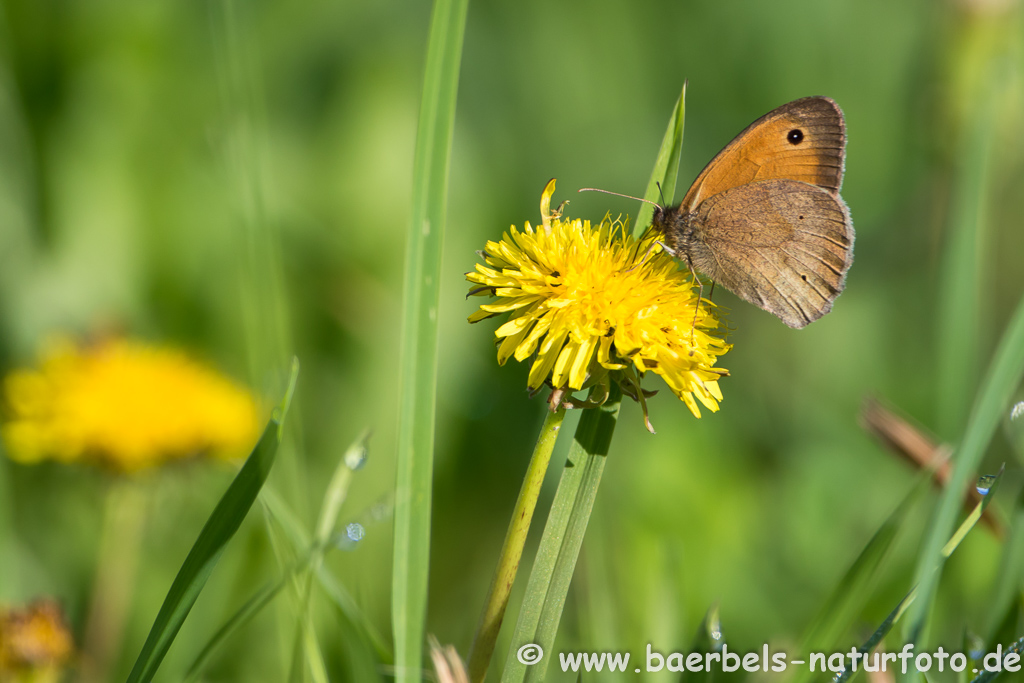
(1, 337), (260, 472)
(467, 179), (731, 424)
(0, 599), (73, 683)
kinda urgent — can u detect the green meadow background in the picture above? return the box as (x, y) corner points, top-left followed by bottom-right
(0, 0), (1023, 681)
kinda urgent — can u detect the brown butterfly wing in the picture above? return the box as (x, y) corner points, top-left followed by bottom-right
(686, 179), (854, 329)
(680, 97), (845, 212)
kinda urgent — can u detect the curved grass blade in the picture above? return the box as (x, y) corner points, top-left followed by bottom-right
(907, 282), (1024, 647)
(789, 476), (929, 683)
(834, 467), (1004, 683)
(393, 0), (469, 679)
(124, 360), (299, 683)
(182, 564), (297, 683)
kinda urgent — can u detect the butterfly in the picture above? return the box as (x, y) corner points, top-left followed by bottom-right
(651, 96), (853, 328)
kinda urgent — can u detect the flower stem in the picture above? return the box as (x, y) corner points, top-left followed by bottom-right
(502, 384), (621, 683)
(467, 407), (566, 683)
(79, 479), (147, 683)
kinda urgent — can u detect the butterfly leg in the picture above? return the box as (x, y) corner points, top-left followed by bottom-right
(682, 256), (705, 349)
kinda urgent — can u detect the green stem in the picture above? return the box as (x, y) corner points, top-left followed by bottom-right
(78, 479), (147, 683)
(502, 384), (622, 683)
(467, 408), (566, 683)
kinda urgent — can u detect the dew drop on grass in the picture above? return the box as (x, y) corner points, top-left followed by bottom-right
(967, 632), (986, 661)
(345, 446), (367, 470)
(346, 522), (365, 542)
(1006, 398), (1024, 462)
(976, 474), (997, 496)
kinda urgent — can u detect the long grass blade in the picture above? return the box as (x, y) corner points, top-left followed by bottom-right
(393, 0), (469, 679)
(906, 281), (1024, 647)
(835, 468), (1003, 683)
(124, 360), (299, 683)
(934, 72), (997, 439)
(789, 477), (929, 683)
(182, 564), (293, 683)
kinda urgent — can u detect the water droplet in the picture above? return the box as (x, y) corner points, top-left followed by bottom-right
(967, 632), (985, 660)
(1012, 401), (1024, 420)
(346, 522), (365, 542)
(345, 446), (367, 470)
(976, 474), (997, 496)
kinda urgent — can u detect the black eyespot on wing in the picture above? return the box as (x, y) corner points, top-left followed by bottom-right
(787, 129), (803, 144)
(801, 274), (808, 281)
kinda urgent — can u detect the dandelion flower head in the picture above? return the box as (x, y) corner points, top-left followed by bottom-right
(2, 337), (260, 472)
(467, 180), (731, 421)
(0, 599), (74, 683)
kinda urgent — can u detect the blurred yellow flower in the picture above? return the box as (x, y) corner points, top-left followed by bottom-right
(467, 180), (731, 423)
(0, 599), (73, 683)
(2, 338), (260, 471)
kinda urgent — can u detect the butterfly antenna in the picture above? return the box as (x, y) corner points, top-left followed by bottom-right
(655, 182), (667, 206)
(578, 187), (663, 210)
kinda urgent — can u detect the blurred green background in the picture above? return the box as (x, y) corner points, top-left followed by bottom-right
(0, 0), (1023, 681)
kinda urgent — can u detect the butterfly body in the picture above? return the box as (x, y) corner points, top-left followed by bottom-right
(651, 96), (854, 329)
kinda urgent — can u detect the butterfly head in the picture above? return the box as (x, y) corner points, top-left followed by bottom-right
(650, 204), (693, 254)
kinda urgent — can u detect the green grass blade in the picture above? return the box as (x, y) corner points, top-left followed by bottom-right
(634, 83), (686, 236)
(501, 385), (622, 683)
(393, 0), (469, 679)
(317, 565), (393, 663)
(289, 431), (368, 683)
(935, 73), (998, 440)
(906, 283), (1024, 646)
(124, 362), (299, 683)
(983, 487), (1024, 641)
(258, 488), (393, 661)
(182, 567), (295, 683)
(790, 477), (929, 683)
(836, 470), (1003, 683)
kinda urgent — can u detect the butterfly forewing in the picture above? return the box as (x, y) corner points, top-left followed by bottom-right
(686, 179), (853, 329)
(681, 97), (845, 212)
